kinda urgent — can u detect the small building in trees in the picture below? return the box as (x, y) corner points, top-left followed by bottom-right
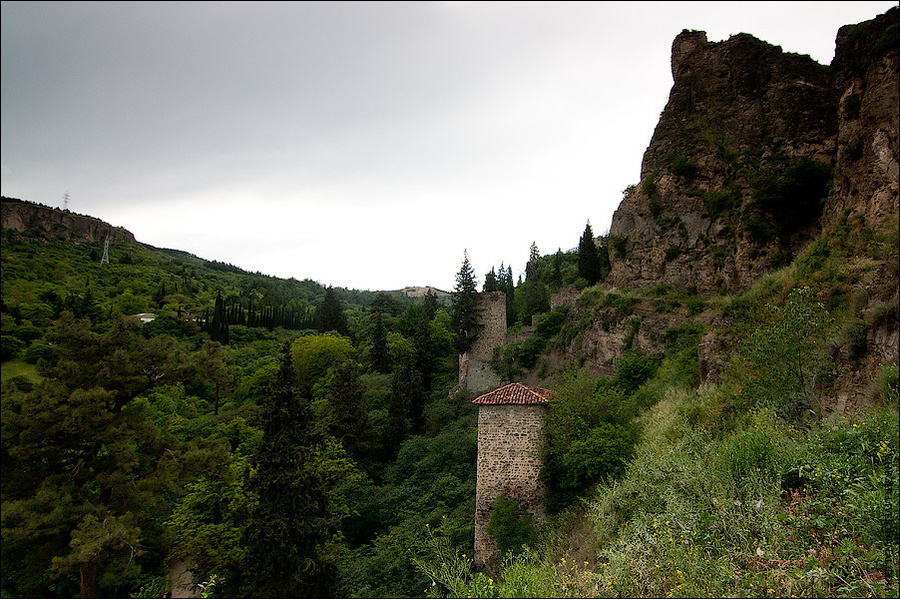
(472, 382), (550, 570)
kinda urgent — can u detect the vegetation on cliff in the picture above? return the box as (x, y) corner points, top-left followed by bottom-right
(2, 7), (898, 599)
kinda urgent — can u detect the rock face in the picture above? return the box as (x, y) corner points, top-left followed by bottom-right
(607, 8), (898, 296)
(828, 10), (900, 231)
(1, 197), (135, 245)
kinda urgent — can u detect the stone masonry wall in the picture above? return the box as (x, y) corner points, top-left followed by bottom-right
(474, 403), (547, 570)
(470, 291), (507, 361)
(459, 291), (507, 395)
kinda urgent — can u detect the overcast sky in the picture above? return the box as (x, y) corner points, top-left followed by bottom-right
(2, 1), (895, 291)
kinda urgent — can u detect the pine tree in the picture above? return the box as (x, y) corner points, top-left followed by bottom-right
(451, 251), (481, 354)
(0, 315), (189, 597)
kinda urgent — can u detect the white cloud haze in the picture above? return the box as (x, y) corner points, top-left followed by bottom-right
(2, 1), (896, 290)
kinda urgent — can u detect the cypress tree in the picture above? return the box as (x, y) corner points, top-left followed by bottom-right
(500, 263), (516, 327)
(483, 267), (499, 292)
(317, 286), (348, 335)
(369, 311), (391, 374)
(550, 249), (564, 289)
(236, 343), (343, 597)
(578, 222), (603, 286)
(525, 242), (540, 281)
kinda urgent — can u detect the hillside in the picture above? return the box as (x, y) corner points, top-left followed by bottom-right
(1, 7), (898, 599)
(499, 7), (898, 414)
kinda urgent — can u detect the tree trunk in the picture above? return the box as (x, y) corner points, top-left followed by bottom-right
(79, 565), (96, 598)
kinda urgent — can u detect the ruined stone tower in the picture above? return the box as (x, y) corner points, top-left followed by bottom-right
(472, 382), (550, 570)
(458, 291), (507, 396)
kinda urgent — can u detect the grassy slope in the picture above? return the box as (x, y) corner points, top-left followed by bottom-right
(416, 214), (899, 597)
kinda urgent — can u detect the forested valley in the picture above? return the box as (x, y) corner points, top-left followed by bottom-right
(3, 201), (897, 598)
(1, 214), (490, 597)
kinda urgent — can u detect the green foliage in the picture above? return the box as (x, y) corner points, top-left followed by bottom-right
(874, 22), (899, 55)
(491, 309), (567, 373)
(542, 370), (641, 510)
(736, 287), (835, 418)
(485, 496), (537, 559)
(702, 184), (741, 219)
(579, 393), (899, 599)
(0, 314), (199, 597)
(748, 157), (831, 242)
(837, 317), (868, 360)
(451, 252), (481, 354)
(664, 245), (681, 261)
(668, 154), (699, 179)
(235, 344), (359, 598)
(166, 455), (256, 587)
(643, 171), (662, 218)
(317, 285), (349, 335)
(414, 520), (579, 599)
(291, 333), (356, 396)
(614, 350), (661, 395)
(608, 234), (629, 259)
(577, 222), (607, 286)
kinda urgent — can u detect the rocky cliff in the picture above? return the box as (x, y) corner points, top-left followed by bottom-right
(606, 7), (898, 296)
(1, 197), (135, 245)
(537, 9), (898, 412)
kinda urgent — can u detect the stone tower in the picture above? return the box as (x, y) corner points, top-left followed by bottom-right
(458, 291), (507, 396)
(472, 382), (550, 570)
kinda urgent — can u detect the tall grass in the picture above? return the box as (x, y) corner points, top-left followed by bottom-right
(414, 381), (898, 597)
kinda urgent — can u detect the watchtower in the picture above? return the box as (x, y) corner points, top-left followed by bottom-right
(472, 382), (550, 570)
(459, 291), (506, 395)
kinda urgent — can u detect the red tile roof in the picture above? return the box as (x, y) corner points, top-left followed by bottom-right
(471, 382), (551, 405)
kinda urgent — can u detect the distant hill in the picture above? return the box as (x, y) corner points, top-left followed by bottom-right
(1, 195), (439, 296)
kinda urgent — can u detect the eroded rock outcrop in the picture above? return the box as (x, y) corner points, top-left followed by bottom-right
(606, 8), (898, 297)
(1, 197), (135, 245)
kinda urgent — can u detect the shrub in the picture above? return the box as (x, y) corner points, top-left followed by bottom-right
(686, 296), (706, 316)
(614, 350), (661, 394)
(664, 246), (681, 261)
(22, 341), (56, 365)
(556, 422), (637, 490)
(843, 93), (861, 119)
(737, 287), (835, 419)
(749, 158), (831, 241)
(643, 172), (662, 218)
(0, 336), (25, 362)
(874, 22), (899, 55)
(485, 496), (538, 559)
(702, 185), (741, 219)
(669, 154), (699, 179)
(838, 317), (868, 360)
(541, 371), (640, 510)
(609, 235), (629, 259)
